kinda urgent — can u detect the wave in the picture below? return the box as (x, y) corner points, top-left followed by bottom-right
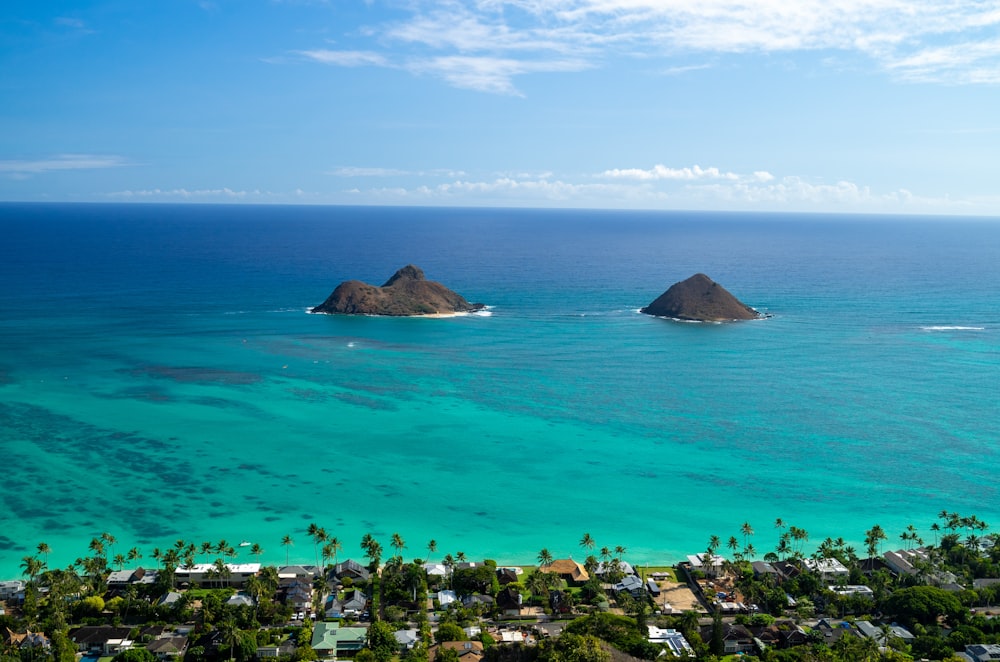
(921, 325), (985, 331)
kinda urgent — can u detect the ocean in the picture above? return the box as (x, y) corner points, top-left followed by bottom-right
(1, 202), (998, 577)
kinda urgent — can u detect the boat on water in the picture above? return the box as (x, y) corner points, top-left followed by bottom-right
(239, 541), (251, 547)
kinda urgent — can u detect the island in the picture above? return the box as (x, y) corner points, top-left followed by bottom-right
(311, 265), (485, 316)
(640, 273), (763, 321)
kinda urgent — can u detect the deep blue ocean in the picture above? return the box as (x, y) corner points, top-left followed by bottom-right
(1, 202), (998, 577)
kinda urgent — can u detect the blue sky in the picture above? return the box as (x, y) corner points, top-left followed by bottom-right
(2, 0), (1000, 214)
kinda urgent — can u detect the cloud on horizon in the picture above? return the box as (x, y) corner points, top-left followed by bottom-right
(0, 154), (130, 175)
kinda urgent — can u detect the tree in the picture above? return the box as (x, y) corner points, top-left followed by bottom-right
(368, 620), (398, 662)
(580, 533), (596, 552)
(435, 623), (465, 643)
(111, 649), (155, 662)
(536, 633), (610, 662)
(281, 535), (293, 565)
(538, 548), (554, 568)
(427, 539), (437, 563)
(391, 533), (406, 561)
(884, 585), (966, 627)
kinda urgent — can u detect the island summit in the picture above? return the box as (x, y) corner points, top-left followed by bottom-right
(312, 265), (485, 316)
(641, 273), (764, 322)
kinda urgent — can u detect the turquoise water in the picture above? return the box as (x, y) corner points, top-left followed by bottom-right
(1, 203), (998, 577)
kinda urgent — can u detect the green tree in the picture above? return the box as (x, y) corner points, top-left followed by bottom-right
(111, 649), (155, 662)
(884, 585), (966, 627)
(537, 633), (610, 662)
(368, 620), (399, 662)
(435, 623), (466, 643)
(281, 535), (294, 565)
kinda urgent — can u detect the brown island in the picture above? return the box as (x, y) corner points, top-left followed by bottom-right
(640, 273), (765, 322)
(312, 265), (485, 317)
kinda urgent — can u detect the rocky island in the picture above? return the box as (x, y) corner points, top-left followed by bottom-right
(640, 273), (763, 321)
(312, 264), (485, 316)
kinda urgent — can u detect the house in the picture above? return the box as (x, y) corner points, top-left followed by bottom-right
(549, 590), (572, 614)
(394, 629), (420, 650)
(802, 557), (849, 582)
(311, 622), (367, 658)
(70, 626), (134, 655)
(437, 590), (458, 607)
(325, 589), (367, 618)
(256, 640), (297, 659)
(646, 578), (661, 597)
(462, 594), (494, 609)
(496, 586), (522, 618)
(3, 628), (51, 651)
(226, 593), (255, 607)
(965, 644), (1000, 662)
(423, 563), (448, 578)
(613, 575), (645, 597)
(333, 560), (370, 582)
(831, 585), (874, 598)
(647, 626), (694, 658)
(279, 577), (313, 610)
(751, 561), (780, 580)
(429, 641), (484, 662)
(173, 563), (261, 588)
(146, 635), (188, 661)
(0, 581), (25, 602)
(698, 624), (754, 655)
(107, 567), (149, 589)
(538, 559), (589, 584)
(813, 619), (863, 646)
(157, 591), (183, 607)
(278, 565), (320, 579)
(496, 568), (519, 585)
(686, 553), (724, 577)
(595, 561), (636, 578)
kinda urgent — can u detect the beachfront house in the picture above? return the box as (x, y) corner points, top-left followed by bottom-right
(332, 560), (370, 583)
(803, 557), (849, 583)
(539, 559), (589, 585)
(173, 563), (260, 589)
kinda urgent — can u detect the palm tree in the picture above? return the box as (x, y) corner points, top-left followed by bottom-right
(614, 545), (627, 561)
(127, 547), (142, 565)
(281, 535), (293, 565)
(21, 555), (43, 583)
(214, 557), (232, 589)
(391, 533), (406, 561)
(426, 539), (437, 563)
(152, 547), (163, 570)
(580, 533), (596, 552)
(455, 551), (467, 563)
(326, 537), (342, 566)
(101, 532), (118, 558)
(113, 553), (126, 570)
(217, 618), (240, 661)
(740, 521), (755, 552)
(201, 541), (214, 562)
(537, 548), (553, 568)
(36, 542), (51, 568)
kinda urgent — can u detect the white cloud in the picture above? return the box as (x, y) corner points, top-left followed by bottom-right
(0, 154), (129, 175)
(289, 0), (1000, 91)
(296, 49), (388, 67)
(108, 187), (266, 199)
(601, 164), (740, 181)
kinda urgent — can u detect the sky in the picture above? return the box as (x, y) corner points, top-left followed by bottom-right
(2, 0), (1000, 215)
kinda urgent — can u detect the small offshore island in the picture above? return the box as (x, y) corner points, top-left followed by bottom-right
(3, 513), (1000, 662)
(312, 266), (485, 317)
(641, 274), (765, 322)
